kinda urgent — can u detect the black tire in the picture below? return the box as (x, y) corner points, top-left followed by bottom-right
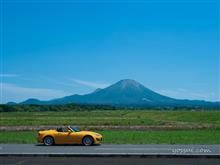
(43, 136), (54, 146)
(82, 136), (94, 146)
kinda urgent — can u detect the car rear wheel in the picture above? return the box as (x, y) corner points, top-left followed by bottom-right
(43, 136), (54, 146)
(82, 136), (94, 146)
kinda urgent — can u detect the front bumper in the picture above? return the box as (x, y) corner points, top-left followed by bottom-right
(94, 137), (102, 144)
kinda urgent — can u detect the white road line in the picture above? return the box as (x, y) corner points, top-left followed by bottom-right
(95, 148), (172, 151)
(14, 159), (29, 165)
(0, 152), (177, 155)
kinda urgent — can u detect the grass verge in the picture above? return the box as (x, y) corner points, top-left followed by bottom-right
(0, 130), (219, 144)
(1, 111), (220, 129)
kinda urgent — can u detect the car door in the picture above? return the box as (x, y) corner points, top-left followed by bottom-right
(54, 127), (73, 144)
(55, 132), (71, 144)
(68, 132), (82, 144)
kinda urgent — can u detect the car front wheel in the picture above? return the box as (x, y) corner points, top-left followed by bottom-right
(43, 136), (54, 146)
(82, 136), (94, 146)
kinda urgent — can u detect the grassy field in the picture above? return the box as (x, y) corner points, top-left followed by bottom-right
(1, 110), (220, 144)
(1, 110), (220, 129)
(0, 130), (219, 144)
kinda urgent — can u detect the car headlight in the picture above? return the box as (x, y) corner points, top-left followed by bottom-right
(95, 133), (101, 137)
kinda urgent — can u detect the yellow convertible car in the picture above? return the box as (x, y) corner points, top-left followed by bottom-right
(37, 126), (102, 146)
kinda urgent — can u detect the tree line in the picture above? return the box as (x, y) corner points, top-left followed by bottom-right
(0, 104), (117, 112)
(0, 103), (217, 112)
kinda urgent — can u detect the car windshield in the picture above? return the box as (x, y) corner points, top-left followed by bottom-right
(70, 126), (80, 132)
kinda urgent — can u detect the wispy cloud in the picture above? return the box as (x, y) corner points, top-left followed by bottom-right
(159, 89), (179, 95)
(0, 83), (70, 104)
(71, 79), (110, 89)
(0, 74), (19, 78)
(39, 76), (78, 88)
(157, 88), (219, 101)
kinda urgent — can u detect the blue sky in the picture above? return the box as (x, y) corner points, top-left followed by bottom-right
(0, 0), (219, 103)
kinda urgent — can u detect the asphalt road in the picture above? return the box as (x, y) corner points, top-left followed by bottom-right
(1, 156), (220, 165)
(0, 144), (219, 156)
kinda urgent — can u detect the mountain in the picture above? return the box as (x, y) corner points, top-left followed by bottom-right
(20, 98), (47, 105)
(19, 79), (220, 108)
(6, 102), (17, 105)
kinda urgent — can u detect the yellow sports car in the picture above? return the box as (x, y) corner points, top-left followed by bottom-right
(37, 126), (102, 146)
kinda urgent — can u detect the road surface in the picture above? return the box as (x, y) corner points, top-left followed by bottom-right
(0, 144), (219, 156)
(1, 156), (220, 165)
(1, 144), (219, 165)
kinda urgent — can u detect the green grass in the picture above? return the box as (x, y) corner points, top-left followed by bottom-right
(1, 110), (219, 144)
(0, 130), (219, 144)
(102, 130), (220, 144)
(1, 110), (220, 129)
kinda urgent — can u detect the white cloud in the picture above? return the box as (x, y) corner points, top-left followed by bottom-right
(157, 88), (219, 101)
(159, 89), (179, 95)
(0, 83), (70, 104)
(71, 79), (110, 89)
(0, 74), (19, 78)
(39, 76), (78, 88)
